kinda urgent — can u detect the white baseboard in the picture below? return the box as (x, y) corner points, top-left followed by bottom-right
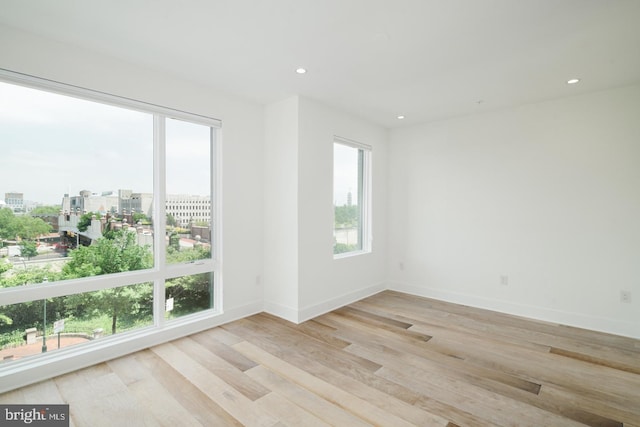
(263, 300), (299, 323)
(264, 283), (386, 324)
(388, 281), (640, 339)
(297, 282), (387, 323)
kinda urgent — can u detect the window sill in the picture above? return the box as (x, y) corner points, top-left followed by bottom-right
(333, 249), (371, 260)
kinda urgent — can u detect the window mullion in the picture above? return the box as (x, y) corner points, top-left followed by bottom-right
(154, 115), (167, 327)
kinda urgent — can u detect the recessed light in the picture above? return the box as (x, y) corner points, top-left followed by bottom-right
(567, 78), (580, 84)
(397, 115), (405, 120)
(296, 68), (307, 74)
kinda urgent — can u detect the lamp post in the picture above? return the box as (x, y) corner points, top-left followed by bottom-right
(42, 278), (48, 353)
(42, 298), (47, 353)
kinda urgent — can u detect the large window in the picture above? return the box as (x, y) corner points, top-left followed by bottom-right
(333, 137), (371, 256)
(0, 70), (220, 366)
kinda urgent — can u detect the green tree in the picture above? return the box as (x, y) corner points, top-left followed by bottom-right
(15, 216), (51, 240)
(64, 230), (152, 277)
(333, 242), (358, 254)
(0, 209), (51, 241)
(168, 232), (180, 251)
(19, 241), (38, 260)
(166, 245), (210, 264)
(0, 313), (12, 326)
(30, 206), (60, 215)
(62, 230), (153, 334)
(0, 265), (62, 288)
(77, 211), (101, 232)
(0, 260), (11, 276)
(0, 265), (63, 344)
(0, 208), (19, 241)
(166, 214), (177, 227)
(334, 204), (359, 227)
(132, 212), (149, 224)
(166, 272), (211, 316)
(46, 282), (152, 338)
(165, 247), (212, 315)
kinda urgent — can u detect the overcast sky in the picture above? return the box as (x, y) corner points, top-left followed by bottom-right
(1, 80), (359, 208)
(0, 81), (210, 206)
(333, 143), (360, 206)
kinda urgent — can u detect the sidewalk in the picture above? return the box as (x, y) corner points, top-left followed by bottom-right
(0, 336), (90, 362)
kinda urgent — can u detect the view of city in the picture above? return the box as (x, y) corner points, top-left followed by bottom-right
(0, 80), (216, 363)
(333, 141), (367, 254)
(0, 188), (215, 361)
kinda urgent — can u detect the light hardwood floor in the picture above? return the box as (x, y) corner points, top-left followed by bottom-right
(1, 290), (639, 426)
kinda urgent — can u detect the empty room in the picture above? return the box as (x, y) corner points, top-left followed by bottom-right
(0, 1), (638, 426)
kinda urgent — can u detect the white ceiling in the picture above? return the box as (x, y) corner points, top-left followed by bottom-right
(1, 0), (639, 128)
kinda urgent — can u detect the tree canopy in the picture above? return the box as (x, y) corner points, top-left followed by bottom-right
(19, 241), (38, 260)
(166, 213), (177, 227)
(63, 230), (152, 278)
(0, 208), (18, 240)
(30, 206), (60, 215)
(0, 208), (51, 241)
(0, 260), (12, 276)
(132, 212), (150, 225)
(77, 211), (101, 232)
(334, 204), (359, 228)
(1, 228), (212, 343)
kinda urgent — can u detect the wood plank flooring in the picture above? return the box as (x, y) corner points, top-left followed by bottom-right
(1, 290), (639, 426)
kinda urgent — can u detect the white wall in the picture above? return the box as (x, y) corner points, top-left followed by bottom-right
(0, 25), (266, 317)
(263, 97), (299, 320)
(263, 96), (388, 322)
(297, 97), (388, 320)
(388, 85), (640, 338)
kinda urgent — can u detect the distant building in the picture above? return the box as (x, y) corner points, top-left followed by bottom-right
(166, 194), (211, 227)
(58, 211), (153, 250)
(4, 192), (24, 212)
(60, 189), (152, 218)
(60, 189), (210, 228)
(119, 190), (153, 218)
(61, 190), (119, 215)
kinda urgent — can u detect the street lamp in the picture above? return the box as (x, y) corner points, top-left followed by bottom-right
(42, 299), (47, 353)
(42, 278), (48, 353)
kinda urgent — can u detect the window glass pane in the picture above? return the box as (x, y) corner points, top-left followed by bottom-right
(0, 282), (153, 363)
(0, 81), (154, 287)
(0, 73), (220, 375)
(165, 273), (213, 319)
(334, 143), (363, 254)
(165, 119), (212, 264)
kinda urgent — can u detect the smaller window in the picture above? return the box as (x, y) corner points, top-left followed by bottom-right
(333, 137), (371, 256)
